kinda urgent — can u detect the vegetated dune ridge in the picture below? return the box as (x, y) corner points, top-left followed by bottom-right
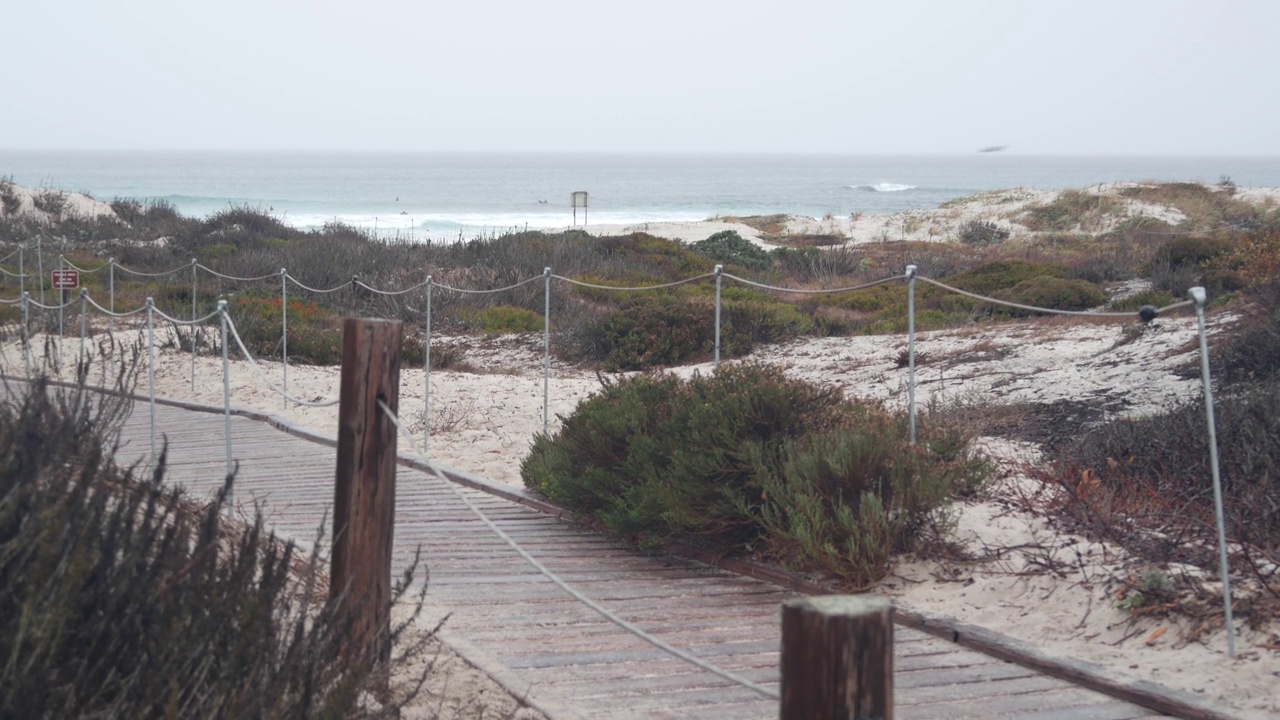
(3, 179), (1278, 717)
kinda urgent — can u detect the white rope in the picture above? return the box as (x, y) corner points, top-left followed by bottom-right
(0, 267), (29, 278)
(553, 273), (716, 291)
(84, 294), (150, 318)
(286, 275), (350, 294)
(60, 258), (110, 274)
(0, 247), (20, 264)
(0, 296), (23, 305)
(353, 278), (431, 296)
(378, 399), (780, 701)
(153, 305), (223, 325)
(197, 264), (279, 282)
(26, 296), (80, 311)
(724, 272), (906, 294)
(113, 261), (192, 278)
(918, 277), (1193, 318)
(223, 312), (340, 407)
(432, 275), (543, 295)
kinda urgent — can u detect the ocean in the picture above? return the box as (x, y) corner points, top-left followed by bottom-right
(3, 151), (1279, 240)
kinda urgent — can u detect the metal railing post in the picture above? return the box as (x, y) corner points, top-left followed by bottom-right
(220, 300), (234, 518)
(21, 292), (30, 376)
(79, 289), (87, 361)
(714, 264), (723, 368)
(36, 236), (44, 306)
(191, 258), (198, 393)
(58, 254), (65, 338)
(280, 268), (288, 409)
(107, 257), (114, 333)
(18, 245), (23, 298)
(1190, 286), (1235, 658)
(906, 264), (918, 445)
(146, 297), (157, 466)
(424, 275), (432, 454)
(543, 267), (551, 437)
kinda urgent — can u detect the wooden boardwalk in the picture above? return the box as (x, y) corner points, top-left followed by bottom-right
(109, 398), (1184, 720)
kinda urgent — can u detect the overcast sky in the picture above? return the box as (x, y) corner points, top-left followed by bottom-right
(3, 0), (1277, 155)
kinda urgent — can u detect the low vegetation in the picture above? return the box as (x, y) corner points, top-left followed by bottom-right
(0, 364), (429, 718)
(521, 364), (988, 586)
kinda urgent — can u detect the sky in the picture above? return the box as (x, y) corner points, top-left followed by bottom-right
(2, 0), (1278, 155)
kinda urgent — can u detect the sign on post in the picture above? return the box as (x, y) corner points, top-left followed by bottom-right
(51, 269), (80, 289)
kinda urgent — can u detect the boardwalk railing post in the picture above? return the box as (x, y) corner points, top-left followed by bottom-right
(331, 317), (403, 668)
(714, 264), (723, 368)
(906, 264), (918, 445)
(781, 595), (893, 720)
(219, 300), (234, 518)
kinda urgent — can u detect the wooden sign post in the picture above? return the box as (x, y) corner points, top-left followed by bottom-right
(331, 317), (403, 666)
(781, 595), (894, 720)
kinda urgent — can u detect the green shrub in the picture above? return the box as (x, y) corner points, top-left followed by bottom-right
(1108, 288), (1176, 312)
(575, 295), (714, 371)
(946, 260), (1069, 296)
(0, 377), (426, 718)
(995, 277), (1107, 314)
(956, 219), (1010, 247)
(472, 304), (544, 333)
(522, 364), (987, 584)
(691, 230), (772, 271)
(1154, 235), (1232, 269)
(1022, 190), (1123, 232)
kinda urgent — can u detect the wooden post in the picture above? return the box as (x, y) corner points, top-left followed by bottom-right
(781, 595), (894, 720)
(331, 317), (403, 665)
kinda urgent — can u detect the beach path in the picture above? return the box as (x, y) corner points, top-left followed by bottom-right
(109, 396), (1180, 720)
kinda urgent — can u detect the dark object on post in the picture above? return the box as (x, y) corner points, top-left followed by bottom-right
(781, 595), (893, 720)
(331, 317), (404, 666)
(1138, 305), (1158, 323)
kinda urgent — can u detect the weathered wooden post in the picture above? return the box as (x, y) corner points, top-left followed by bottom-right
(331, 317), (403, 666)
(781, 595), (894, 720)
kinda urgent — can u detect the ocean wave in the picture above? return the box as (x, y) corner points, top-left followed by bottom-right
(278, 210), (712, 235)
(848, 183), (918, 192)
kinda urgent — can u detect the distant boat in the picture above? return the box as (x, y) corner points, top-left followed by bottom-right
(978, 145), (1009, 153)
(538, 199), (548, 204)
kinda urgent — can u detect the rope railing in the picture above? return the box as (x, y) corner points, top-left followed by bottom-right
(223, 313), (340, 408)
(286, 276), (350, 294)
(60, 257), (111, 274)
(112, 260), (195, 278)
(554, 272), (716, 291)
(2, 260), (1235, 658)
(431, 274), (543, 295)
(353, 278), (431, 296)
(377, 398), (780, 700)
(0, 267), (29, 279)
(197, 264), (281, 283)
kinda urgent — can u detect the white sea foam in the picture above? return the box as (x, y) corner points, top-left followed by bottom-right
(279, 210), (711, 238)
(849, 182), (918, 192)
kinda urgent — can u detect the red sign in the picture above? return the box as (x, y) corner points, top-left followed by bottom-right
(51, 269), (80, 289)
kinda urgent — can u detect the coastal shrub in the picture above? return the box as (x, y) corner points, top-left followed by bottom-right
(956, 219), (1010, 247)
(521, 364), (987, 585)
(1108, 288), (1176, 313)
(994, 277), (1107, 315)
(32, 189), (69, 217)
(0, 376), (428, 719)
(1153, 234), (1232, 269)
(227, 294), (343, 365)
(1021, 190), (1123, 232)
(1211, 279), (1280, 384)
(574, 295), (714, 371)
(1045, 380), (1280, 554)
(0, 178), (20, 216)
(770, 245), (866, 282)
(470, 304), (544, 333)
(946, 260), (1069, 296)
(690, 230), (773, 271)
